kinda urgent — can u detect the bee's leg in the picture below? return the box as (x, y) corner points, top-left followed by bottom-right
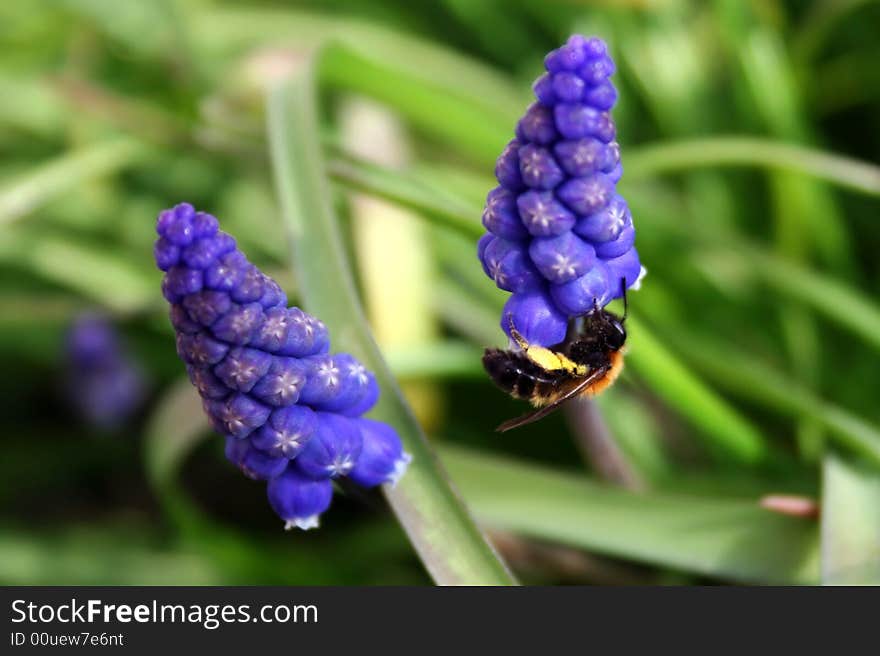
(563, 316), (581, 347)
(507, 316), (530, 351)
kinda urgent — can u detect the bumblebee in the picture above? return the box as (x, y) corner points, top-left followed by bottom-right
(482, 287), (627, 432)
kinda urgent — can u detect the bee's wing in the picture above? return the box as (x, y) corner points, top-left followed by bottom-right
(495, 366), (608, 433)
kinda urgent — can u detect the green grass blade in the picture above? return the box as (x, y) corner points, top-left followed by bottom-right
(442, 445), (819, 584)
(693, 247), (880, 354)
(26, 238), (156, 314)
(0, 139), (147, 225)
(0, 525), (224, 585)
(144, 378), (213, 491)
(746, 250), (880, 352)
(821, 452), (880, 584)
(266, 65), (514, 585)
(625, 316), (770, 466)
(661, 330), (880, 467)
(194, 7), (519, 165)
(385, 341), (484, 380)
(327, 155), (483, 239)
(625, 137), (880, 197)
(319, 44), (511, 165)
(198, 6), (522, 108)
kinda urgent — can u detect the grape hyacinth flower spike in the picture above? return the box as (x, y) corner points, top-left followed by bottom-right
(479, 36), (645, 432)
(64, 313), (147, 431)
(478, 35), (645, 348)
(155, 202), (411, 530)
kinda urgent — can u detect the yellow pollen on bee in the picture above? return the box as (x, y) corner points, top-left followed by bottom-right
(524, 346), (588, 375)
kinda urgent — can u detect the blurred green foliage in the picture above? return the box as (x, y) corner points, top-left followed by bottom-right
(2, 0), (880, 585)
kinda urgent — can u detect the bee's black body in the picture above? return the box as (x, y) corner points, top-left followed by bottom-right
(481, 349), (569, 402)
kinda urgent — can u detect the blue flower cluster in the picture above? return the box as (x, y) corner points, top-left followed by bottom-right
(65, 313), (147, 430)
(477, 35), (642, 347)
(154, 203), (410, 530)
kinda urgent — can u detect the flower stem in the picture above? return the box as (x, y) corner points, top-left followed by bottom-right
(564, 398), (644, 490)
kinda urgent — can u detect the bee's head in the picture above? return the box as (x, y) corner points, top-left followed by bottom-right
(593, 279), (628, 350)
(589, 309), (626, 351)
(604, 315), (626, 350)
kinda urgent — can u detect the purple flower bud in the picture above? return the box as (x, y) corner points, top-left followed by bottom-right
(605, 247), (642, 289)
(578, 55), (615, 85)
(64, 313), (147, 430)
(516, 190), (576, 236)
(267, 466), (333, 530)
(553, 104), (615, 141)
(183, 290), (231, 326)
(176, 332), (228, 366)
(501, 290), (568, 346)
(595, 223), (635, 259)
(573, 194), (631, 244)
(529, 232), (596, 284)
(583, 36), (608, 58)
(191, 210), (219, 238)
(310, 353), (374, 413)
(160, 277), (178, 304)
(230, 265), (266, 304)
(532, 73), (556, 106)
(204, 251), (247, 292)
(482, 236), (543, 293)
(225, 436), (288, 481)
(495, 140), (525, 191)
(551, 72), (585, 102)
(250, 356), (307, 407)
(583, 81), (617, 111)
(549, 262), (612, 316)
(258, 276), (287, 309)
(187, 364), (229, 400)
(348, 419), (411, 488)
(482, 187), (528, 241)
(545, 36), (588, 72)
(295, 412), (363, 479)
(210, 302), (263, 345)
(75, 366), (145, 430)
(248, 307), (289, 352)
(516, 103), (558, 145)
(205, 393), (270, 439)
(298, 354), (348, 407)
(156, 205), (181, 237)
(477, 233), (494, 269)
(222, 430), (249, 464)
(158, 203), (197, 246)
(251, 405), (317, 459)
(170, 304), (201, 334)
(66, 313), (120, 368)
(336, 372), (379, 418)
(557, 174), (614, 215)
(154, 237), (180, 271)
(214, 347), (272, 393)
(553, 138), (618, 178)
(608, 161), (623, 184)
(182, 234), (231, 270)
(518, 144), (564, 190)
(277, 308), (330, 358)
(163, 266), (202, 299)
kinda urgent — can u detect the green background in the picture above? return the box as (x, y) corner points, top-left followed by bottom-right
(2, 0), (879, 585)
